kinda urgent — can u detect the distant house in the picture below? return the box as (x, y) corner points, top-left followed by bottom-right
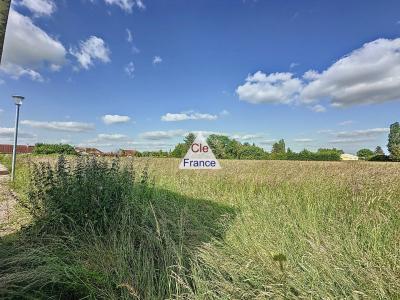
(0, 144), (34, 154)
(118, 149), (137, 157)
(75, 147), (103, 156)
(341, 153), (359, 161)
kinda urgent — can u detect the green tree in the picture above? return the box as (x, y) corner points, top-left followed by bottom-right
(356, 148), (374, 160)
(225, 139), (241, 159)
(272, 139), (286, 154)
(238, 144), (267, 160)
(207, 135), (231, 159)
(387, 122), (400, 161)
(171, 143), (187, 158)
(33, 143), (77, 155)
(184, 133), (196, 147)
(374, 146), (384, 156)
(171, 133), (196, 158)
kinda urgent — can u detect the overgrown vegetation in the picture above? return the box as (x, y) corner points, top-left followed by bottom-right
(33, 143), (77, 155)
(388, 121), (400, 161)
(0, 155), (233, 299)
(142, 122), (400, 162)
(1, 156), (399, 299)
(171, 134), (343, 161)
(357, 146), (390, 161)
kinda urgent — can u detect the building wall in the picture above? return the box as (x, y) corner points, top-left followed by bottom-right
(0, 144), (34, 154)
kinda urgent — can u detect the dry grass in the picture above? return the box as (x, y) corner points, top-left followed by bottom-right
(1, 155), (399, 299)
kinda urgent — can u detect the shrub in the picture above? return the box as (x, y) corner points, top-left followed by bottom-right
(2, 155), (233, 299)
(26, 155), (150, 231)
(368, 154), (390, 161)
(33, 143), (77, 155)
(387, 122), (400, 161)
(238, 144), (268, 160)
(141, 150), (170, 157)
(171, 143), (188, 158)
(284, 148), (341, 161)
(357, 148), (374, 160)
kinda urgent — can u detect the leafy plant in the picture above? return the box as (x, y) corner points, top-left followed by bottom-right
(26, 155), (148, 231)
(33, 143), (77, 155)
(387, 122), (400, 161)
(357, 148), (374, 160)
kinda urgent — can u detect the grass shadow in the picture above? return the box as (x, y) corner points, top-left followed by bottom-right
(0, 184), (235, 299)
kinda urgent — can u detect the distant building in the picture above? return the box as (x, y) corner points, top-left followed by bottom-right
(75, 147), (103, 156)
(118, 149), (137, 157)
(341, 153), (359, 161)
(0, 144), (34, 154)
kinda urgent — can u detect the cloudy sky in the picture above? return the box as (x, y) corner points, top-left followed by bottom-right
(0, 0), (399, 153)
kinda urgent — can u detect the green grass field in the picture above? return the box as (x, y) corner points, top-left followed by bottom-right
(0, 155), (399, 299)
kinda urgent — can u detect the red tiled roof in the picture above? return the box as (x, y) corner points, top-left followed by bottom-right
(0, 144), (33, 154)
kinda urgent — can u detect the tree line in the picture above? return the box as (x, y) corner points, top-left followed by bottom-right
(167, 133), (343, 161)
(356, 122), (400, 161)
(31, 122), (400, 162)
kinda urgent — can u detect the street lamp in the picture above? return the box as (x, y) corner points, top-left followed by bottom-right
(11, 95), (25, 181)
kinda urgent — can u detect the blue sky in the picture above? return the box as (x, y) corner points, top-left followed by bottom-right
(1, 0), (400, 153)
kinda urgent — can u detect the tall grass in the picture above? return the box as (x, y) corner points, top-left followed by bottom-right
(0, 155), (233, 299)
(1, 156), (399, 299)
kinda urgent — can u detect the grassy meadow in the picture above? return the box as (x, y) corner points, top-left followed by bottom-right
(0, 154), (399, 299)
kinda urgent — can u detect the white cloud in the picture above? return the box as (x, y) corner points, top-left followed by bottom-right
(87, 133), (129, 144)
(220, 109), (230, 116)
(290, 62), (299, 69)
(127, 141), (174, 149)
(190, 131), (226, 137)
(124, 62), (135, 78)
(153, 56), (162, 65)
(0, 63), (43, 81)
(97, 133), (128, 141)
(103, 0), (145, 13)
(21, 120), (95, 132)
(301, 38), (400, 107)
(338, 120), (354, 126)
(0, 127), (36, 139)
(302, 70), (321, 81)
(231, 134), (263, 140)
(140, 130), (186, 140)
(101, 114), (131, 124)
(18, 0), (56, 16)
(126, 28), (133, 43)
(317, 129), (333, 134)
(50, 63), (62, 72)
(294, 138), (313, 143)
(328, 138), (376, 145)
(310, 104), (326, 113)
(70, 36), (111, 70)
(161, 112), (218, 122)
(236, 71), (303, 104)
(334, 128), (389, 138)
(238, 38), (400, 108)
(59, 139), (71, 144)
(260, 139), (277, 145)
(1, 9), (66, 80)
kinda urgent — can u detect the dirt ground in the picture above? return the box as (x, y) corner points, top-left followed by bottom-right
(0, 164), (19, 237)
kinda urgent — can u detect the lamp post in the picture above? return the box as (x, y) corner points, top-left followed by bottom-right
(11, 95), (24, 181)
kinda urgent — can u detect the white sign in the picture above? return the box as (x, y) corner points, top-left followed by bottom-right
(179, 134), (221, 169)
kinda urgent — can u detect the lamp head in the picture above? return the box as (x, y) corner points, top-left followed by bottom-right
(12, 95), (25, 105)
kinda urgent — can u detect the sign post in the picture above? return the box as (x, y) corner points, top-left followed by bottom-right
(179, 134), (221, 170)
